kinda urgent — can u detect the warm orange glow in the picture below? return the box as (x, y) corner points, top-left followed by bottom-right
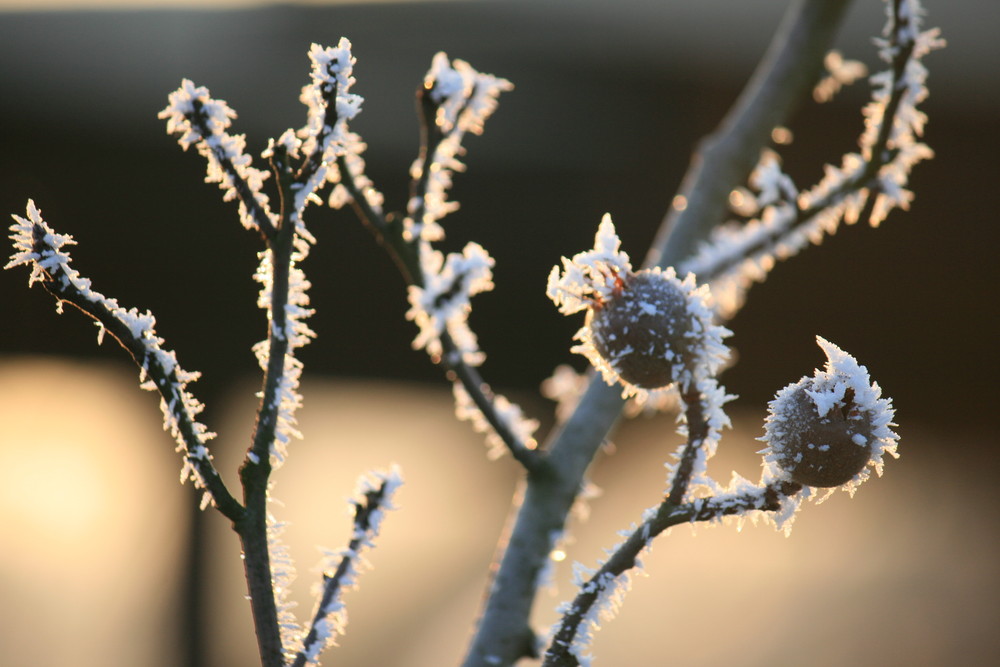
(672, 195), (687, 211)
(771, 126), (794, 145)
(0, 358), (185, 665)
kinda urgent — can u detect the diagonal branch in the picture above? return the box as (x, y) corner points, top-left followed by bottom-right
(5, 202), (244, 522)
(541, 479), (803, 667)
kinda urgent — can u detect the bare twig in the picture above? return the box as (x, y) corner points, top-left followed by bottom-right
(5, 206), (245, 522)
(542, 480), (803, 667)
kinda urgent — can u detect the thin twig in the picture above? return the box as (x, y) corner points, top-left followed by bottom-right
(338, 145), (540, 470)
(542, 480), (803, 667)
(9, 215), (245, 522)
(291, 474), (397, 667)
(188, 98), (278, 240)
(666, 388), (710, 506)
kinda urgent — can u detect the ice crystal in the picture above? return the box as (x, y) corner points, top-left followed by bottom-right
(813, 50), (868, 103)
(406, 242), (495, 365)
(159, 80), (277, 233)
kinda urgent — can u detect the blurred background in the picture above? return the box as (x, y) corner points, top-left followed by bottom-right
(1, 0), (997, 665)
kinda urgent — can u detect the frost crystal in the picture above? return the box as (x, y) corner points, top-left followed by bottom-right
(406, 242), (495, 365)
(814, 50), (868, 103)
(159, 79), (277, 233)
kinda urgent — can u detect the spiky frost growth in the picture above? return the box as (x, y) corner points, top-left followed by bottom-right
(760, 336), (898, 498)
(298, 40), (385, 218)
(406, 52), (513, 243)
(251, 234), (316, 467)
(159, 79), (277, 235)
(453, 382), (539, 460)
(681, 0), (943, 319)
(548, 215), (730, 399)
(813, 50), (868, 103)
(406, 242), (494, 365)
(292, 467), (403, 666)
(5, 201), (229, 511)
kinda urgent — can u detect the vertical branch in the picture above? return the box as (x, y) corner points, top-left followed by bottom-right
(236, 216), (296, 667)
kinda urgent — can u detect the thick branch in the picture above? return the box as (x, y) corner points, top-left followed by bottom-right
(461, 2), (851, 665)
(645, 0), (852, 271)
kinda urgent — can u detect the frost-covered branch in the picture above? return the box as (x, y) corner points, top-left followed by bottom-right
(156, 40), (369, 667)
(5, 201), (244, 522)
(542, 478), (802, 667)
(291, 468), (402, 667)
(159, 80), (278, 239)
(333, 52), (540, 468)
(680, 0), (944, 318)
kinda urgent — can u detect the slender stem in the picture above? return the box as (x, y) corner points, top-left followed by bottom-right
(542, 480), (803, 667)
(19, 222), (244, 522)
(236, 177), (299, 667)
(291, 479), (393, 667)
(666, 388), (710, 506)
(188, 98), (277, 241)
(461, 3), (851, 665)
(339, 151), (539, 468)
(440, 330), (541, 470)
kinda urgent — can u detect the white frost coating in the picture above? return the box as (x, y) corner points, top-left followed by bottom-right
(548, 216), (731, 400)
(547, 214), (632, 315)
(555, 568), (634, 667)
(814, 50), (868, 103)
(407, 242), (495, 365)
(298, 39), (385, 218)
(6, 201), (219, 503)
(759, 336), (899, 530)
(252, 234), (316, 467)
(453, 382), (539, 460)
(267, 510), (301, 658)
(405, 52), (513, 243)
(159, 80), (277, 233)
(296, 465), (403, 663)
(680, 0), (943, 320)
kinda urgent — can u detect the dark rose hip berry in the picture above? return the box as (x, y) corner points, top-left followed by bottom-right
(768, 385), (875, 488)
(588, 271), (695, 389)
